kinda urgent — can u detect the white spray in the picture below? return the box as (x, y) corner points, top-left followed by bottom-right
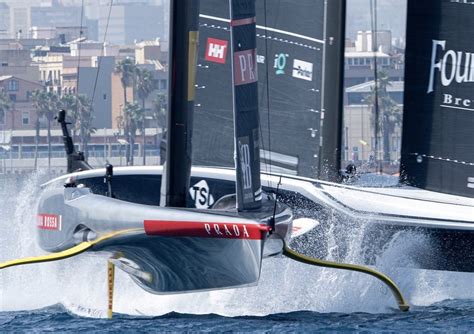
(0, 173), (472, 317)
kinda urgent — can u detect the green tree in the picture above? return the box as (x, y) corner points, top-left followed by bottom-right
(60, 94), (79, 139)
(31, 90), (45, 170)
(115, 58), (136, 165)
(0, 90), (11, 167)
(152, 92), (167, 149)
(124, 102), (144, 166)
(135, 68), (156, 165)
(31, 90), (62, 170)
(0, 89), (11, 127)
(74, 94), (95, 158)
(365, 71), (402, 163)
(44, 91), (61, 169)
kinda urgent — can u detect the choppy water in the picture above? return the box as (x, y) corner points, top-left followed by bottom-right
(1, 172), (473, 332)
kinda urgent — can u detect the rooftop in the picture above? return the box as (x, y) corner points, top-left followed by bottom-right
(346, 80), (404, 93)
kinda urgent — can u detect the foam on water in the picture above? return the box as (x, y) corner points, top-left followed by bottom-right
(1, 173), (472, 317)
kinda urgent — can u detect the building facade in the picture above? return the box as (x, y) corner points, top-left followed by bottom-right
(0, 75), (43, 130)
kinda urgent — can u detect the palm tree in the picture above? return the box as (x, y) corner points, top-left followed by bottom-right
(135, 68), (156, 164)
(115, 58), (136, 165)
(0, 89), (11, 127)
(152, 92), (167, 149)
(124, 102), (144, 166)
(365, 71), (402, 163)
(75, 94), (95, 158)
(0, 90), (11, 167)
(44, 91), (61, 169)
(31, 90), (48, 169)
(60, 94), (79, 141)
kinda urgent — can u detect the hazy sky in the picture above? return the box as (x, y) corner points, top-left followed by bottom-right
(346, 0), (407, 39)
(0, 0), (407, 41)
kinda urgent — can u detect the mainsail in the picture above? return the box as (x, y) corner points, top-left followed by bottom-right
(193, 0), (332, 178)
(401, 0), (474, 198)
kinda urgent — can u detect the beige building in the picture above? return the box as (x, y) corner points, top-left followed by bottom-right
(0, 48), (39, 83)
(135, 40), (168, 65)
(111, 72), (133, 129)
(35, 54), (92, 93)
(0, 75), (43, 130)
(343, 105), (402, 163)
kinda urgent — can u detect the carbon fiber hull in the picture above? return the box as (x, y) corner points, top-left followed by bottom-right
(37, 181), (292, 294)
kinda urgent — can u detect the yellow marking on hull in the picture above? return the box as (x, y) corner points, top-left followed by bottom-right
(107, 260), (115, 319)
(0, 229), (142, 270)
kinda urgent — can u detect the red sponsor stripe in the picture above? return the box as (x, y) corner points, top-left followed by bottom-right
(144, 220), (269, 240)
(230, 17), (256, 27)
(37, 213), (61, 231)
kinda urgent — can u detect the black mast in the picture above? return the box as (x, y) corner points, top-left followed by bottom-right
(319, 0), (346, 182)
(229, 0), (262, 211)
(165, 0), (200, 207)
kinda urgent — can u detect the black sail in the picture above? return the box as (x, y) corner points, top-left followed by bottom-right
(229, 0), (261, 211)
(319, 0), (346, 182)
(193, 0), (326, 178)
(401, 0), (474, 198)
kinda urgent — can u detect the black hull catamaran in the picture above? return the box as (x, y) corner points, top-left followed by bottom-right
(1, 0), (410, 317)
(186, 0), (473, 272)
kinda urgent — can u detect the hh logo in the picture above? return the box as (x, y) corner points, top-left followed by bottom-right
(234, 49), (257, 85)
(205, 38), (228, 64)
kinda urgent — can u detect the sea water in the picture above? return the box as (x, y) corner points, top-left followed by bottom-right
(0, 173), (473, 332)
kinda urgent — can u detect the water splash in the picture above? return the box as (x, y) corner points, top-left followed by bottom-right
(0, 173), (472, 317)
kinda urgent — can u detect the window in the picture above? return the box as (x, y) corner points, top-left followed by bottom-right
(7, 79), (19, 91)
(0, 110), (4, 125)
(160, 79), (167, 90)
(22, 111), (29, 126)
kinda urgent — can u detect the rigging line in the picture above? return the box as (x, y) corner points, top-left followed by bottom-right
(370, 0), (381, 174)
(74, 0), (85, 118)
(264, 0), (272, 180)
(91, 0), (114, 109)
(257, 0), (269, 187)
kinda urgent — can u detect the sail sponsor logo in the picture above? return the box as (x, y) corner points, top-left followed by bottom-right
(205, 38), (228, 64)
(274, 53), (289, 75)
(204, 223), (250, 238)
(239, 141), (253, 192)
(292, 59), (313, 81)
(257, 55), (265, 64)
(189, 179), (215, 209)
(427, 40), (474, 93)
(468, 177), (474, 189)
(449, 0), (474, 4)
(144, 220), (269, 239)
(37, 213), (61, 231)
(441, 93), (474, 109)
(234, 49), (257, 85)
